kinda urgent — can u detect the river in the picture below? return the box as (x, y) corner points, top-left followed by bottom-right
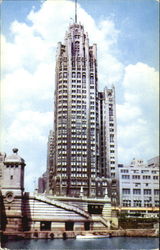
(2, 237), (159, 250)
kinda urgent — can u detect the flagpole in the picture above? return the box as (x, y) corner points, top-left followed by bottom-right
(75, 0), (77, 23)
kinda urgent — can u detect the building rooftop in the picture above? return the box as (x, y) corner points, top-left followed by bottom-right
(4, 148), (25, 164)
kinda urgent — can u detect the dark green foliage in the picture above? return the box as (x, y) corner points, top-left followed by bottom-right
(119, 217), (159, 229)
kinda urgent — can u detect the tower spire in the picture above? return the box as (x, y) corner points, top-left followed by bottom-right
(75, 0), (77, 23)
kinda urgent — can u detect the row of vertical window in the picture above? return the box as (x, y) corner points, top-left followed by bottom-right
(57, 157), (87, 162)
(58, 149), (87, 154)
(121, 175), (158, 180)
(70, 173), (88, 177)
(72, 72), (86, 78)
(58, 72), (96, 79)
(71, 181), (87, 185)
(58, 95), (68, 99)
(72, 99), (86, 104)
(122, 200), (159, 207)
(58, 85), (67, 90)
(122, 188), (159, 195)
(70, 162), (87, 166)
(72, 89), (86, 93)
(71, 167), (87, 172)
(72, 84), (82, 88)
(58, 90), (68, 94)
(71, 94), (86, 98)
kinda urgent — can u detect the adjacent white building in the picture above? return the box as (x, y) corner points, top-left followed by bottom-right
(118, 157), (159, 208)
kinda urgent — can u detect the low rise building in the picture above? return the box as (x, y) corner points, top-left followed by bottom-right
(118, 157), (159, 217)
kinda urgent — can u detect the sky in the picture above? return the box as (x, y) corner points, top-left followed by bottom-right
(1, 0), (159, 191)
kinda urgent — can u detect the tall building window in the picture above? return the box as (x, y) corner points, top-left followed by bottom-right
(132, 175), (140, 179)
(154, 189), (159, 195)
(133, 189), (141, 195)
(122, 200), (131, 207)
(133, 200), (141, 207)
(144, 189), (151, 195)
(109, 108), (113, 116)
(122, 175), (130, 179)
(155, 200), (159, 207)
(110, 134), (114, 143)
(143, 175), (150, 179)
(153, 176), (158, 180)
(122, 188), (130, 194)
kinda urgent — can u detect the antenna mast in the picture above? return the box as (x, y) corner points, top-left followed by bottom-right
(75, 0), (77, 23)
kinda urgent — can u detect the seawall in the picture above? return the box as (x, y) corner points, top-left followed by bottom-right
(109, 229), (159, 237)
(1, 229), (159, 240)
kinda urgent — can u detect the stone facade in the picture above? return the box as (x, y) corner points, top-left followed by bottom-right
(0, 152), (6, 189)
(1, 149), (26, 234)
(0, 149), (117, 239)
(1, 148), (25, 197)
(98, 87), (118, 204)
(46, 22), (118, 203)
(1, 192), (117, 238)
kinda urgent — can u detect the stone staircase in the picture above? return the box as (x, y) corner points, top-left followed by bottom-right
(91, 215), (110, 228)
(34, 194), (90, 218)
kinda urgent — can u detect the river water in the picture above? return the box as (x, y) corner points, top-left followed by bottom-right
(2, 237), (159, 250)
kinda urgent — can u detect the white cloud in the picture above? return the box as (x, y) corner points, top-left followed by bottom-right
(116, 103), (142, 123)
(98, 54), (124, 87)
(1, 110), (53, 191)
(27, 0), (74, 43)
(6, 111), (52, 143)
(1, 110), (53, 158)
(117, 62), (159, 164)
(118, 119), (158, 164)
(123, 63), (159, 106)
(2, 63), (54, 110)
(26, 0), (123, 86)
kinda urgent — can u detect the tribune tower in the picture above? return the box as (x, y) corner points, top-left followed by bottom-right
(46, 20), (118, 203)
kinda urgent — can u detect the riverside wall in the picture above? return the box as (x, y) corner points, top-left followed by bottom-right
(1, 228), (159, 240)
(1, 193), (159, 241)
(109, 229), (159, 237)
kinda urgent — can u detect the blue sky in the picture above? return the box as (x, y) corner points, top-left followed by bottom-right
(2, 0), (159, 69)
(1, 0), (159, 191)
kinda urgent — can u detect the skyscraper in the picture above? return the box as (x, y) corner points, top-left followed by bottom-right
(47, 21), (118, 203)
(99, 87), (118, 203)
(46, 130), (55, 192)
(99, 87), (118, 180)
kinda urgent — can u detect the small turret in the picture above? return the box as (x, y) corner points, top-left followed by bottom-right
(1, 148), (26, 197)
